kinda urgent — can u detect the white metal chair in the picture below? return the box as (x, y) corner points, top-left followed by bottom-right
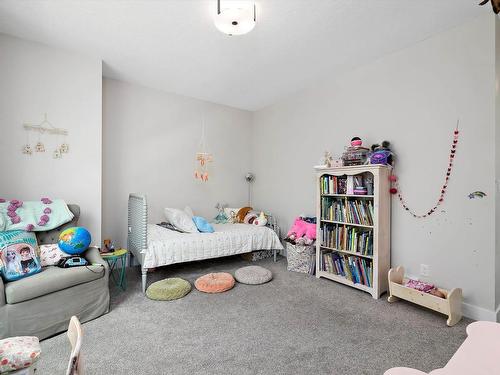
(65, 316), (83, 375)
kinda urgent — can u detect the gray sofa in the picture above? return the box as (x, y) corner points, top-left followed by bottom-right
(0, 204), (110, 340)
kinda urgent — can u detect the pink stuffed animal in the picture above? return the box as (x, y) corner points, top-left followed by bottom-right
(287, 217), (316, 244)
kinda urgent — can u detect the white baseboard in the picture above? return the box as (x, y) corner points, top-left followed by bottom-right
(462, 302), (497, 322)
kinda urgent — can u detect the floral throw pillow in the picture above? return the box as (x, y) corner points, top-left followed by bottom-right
(0, 336), (41, 372)
(0, 231), (42, 282)
(39, 243), (69, 267)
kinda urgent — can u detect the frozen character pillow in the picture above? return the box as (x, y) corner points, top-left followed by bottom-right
(0, 231), (42, 282)
(224, 208), (241, 224)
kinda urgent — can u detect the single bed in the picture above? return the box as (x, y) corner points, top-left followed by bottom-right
(127, 194), (284, 293)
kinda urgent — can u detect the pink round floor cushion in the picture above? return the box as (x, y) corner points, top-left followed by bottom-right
(195, 272), (235, 293)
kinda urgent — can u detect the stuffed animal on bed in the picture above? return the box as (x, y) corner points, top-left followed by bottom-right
(286, 217), (316, 245)
(253, 212), (267, 227)
(236, 207), (253, 223)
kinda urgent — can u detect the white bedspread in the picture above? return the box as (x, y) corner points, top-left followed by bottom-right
(143, 223), (284, 269)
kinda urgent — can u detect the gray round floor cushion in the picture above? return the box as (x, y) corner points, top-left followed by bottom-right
(146, 277), (192, 301)
(234, 266), (273, 285)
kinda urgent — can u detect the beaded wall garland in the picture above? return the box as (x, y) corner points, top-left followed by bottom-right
(389, 123), (460, 219)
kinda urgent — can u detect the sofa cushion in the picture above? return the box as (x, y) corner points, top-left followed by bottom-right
(5, 264), (105, 304)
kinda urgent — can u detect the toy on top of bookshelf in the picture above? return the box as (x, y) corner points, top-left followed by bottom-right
(319, 151), (342, 169)
(370, 141), (394, 166)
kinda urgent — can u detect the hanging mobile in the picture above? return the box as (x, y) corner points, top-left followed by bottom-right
(390, 120), (460, 218)
(60, 133), (69, 154)
(22, 131), (32, 155)
(35, 129), (45, 153)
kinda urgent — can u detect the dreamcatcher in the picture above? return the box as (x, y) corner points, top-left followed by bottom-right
(194, 121), (212, 182)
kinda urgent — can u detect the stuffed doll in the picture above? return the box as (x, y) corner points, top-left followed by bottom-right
(236, 207), (253, 223)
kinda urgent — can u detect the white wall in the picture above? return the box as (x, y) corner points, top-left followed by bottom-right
(252, 15), (497, 319)
(102, 78), (252, 248)
(0, 34), (103, 243)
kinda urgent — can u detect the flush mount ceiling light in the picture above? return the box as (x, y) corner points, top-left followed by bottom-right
(214, 0), (256, 36)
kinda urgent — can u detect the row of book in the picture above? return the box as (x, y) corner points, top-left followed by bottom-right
(321, 251), (373, 287)
(321, 198), (374, 226)
(320, 175), (347, 194)
(320, 174), (369, 195)
(320, 224), (373, 256)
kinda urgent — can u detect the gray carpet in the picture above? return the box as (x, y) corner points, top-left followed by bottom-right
(37, 256), (470, 374)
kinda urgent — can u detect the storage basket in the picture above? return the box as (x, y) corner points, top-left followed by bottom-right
(286, 242), (315, 273)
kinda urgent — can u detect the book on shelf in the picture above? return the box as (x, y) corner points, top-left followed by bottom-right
(320, 175), (348, 194)
(320, 224), (373, 256)
(320, 197), (374, 226)
(308, 253), (316, 275)
(346, 175), (354, 195)
(321, 251), (373, 287)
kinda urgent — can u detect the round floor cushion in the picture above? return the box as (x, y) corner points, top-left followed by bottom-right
(234, 266), (273, 285)
(146, 277), (191, 301)
(195, 272), (235, 293)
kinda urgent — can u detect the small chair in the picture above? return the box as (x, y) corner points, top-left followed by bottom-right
(384, 321), (500, 375)
(65, 316), (83, 375)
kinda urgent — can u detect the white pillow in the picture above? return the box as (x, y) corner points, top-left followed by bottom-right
(164, 208), (198, 233)
(224, 207), (241, 224)
(184, 206), (194, 218)
(39, 243), (69, 266)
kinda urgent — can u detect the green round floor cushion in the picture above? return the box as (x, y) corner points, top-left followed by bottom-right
(146, 277), (191, 301)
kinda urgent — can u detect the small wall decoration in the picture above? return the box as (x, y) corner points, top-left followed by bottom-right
(194, 121), (212, 182)
(390, 121), (460, 218)
(468, 191), (486, 199)
(22, 113), (69, 159)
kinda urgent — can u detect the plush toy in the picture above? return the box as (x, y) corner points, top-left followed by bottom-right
(286, 217), (316, 245)
(253, 212), (268, 226)
(370, 141), (393, 165)
(236, 207), (253, 223)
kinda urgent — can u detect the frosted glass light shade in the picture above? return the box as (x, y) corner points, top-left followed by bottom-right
(214, 2), (256, 36)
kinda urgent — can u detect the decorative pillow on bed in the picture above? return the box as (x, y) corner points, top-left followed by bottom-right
(39, 243), (70, 267)
(184, 206), (194, 218)
(224, 207), (240, 224)
(164, 208), (198, 233)
(0, 231), (42, 282)
(192, 216), (214, 233)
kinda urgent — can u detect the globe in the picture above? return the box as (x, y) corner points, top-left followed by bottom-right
(58, 227), (91, 255)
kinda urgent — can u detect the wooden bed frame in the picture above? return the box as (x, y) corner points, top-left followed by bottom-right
(127, 193), (281, 293)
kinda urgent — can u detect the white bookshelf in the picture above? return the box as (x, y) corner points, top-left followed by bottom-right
(315, 164), (391, 299)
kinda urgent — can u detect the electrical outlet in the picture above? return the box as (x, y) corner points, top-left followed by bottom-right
(420, 264), (430, 277)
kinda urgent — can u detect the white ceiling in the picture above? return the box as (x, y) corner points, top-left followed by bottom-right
(0, 0), (487, 111)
